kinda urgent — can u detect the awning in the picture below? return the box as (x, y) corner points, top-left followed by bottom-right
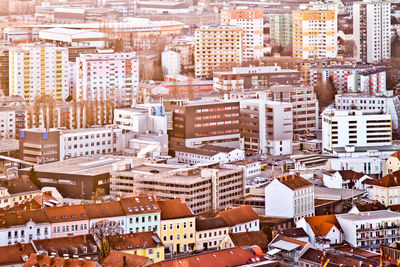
(267, 248), (281, 256)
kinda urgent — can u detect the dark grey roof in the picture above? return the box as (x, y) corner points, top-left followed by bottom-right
(196, 217), (228, 231)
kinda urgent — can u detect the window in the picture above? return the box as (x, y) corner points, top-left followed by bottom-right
(170, 224), (173, 230)
(170, 235), (173, 241)
(163, 224), (167, 231)
(156, 251), (160, 258)
(177, 234), (180, 240)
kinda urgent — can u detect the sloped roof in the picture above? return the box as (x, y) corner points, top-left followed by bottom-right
(157, 199), (194, 220)
(281, 228), (308, 239)
(0, 243), (35, 266)
(32, 234), (97, 256)
(270, 234), (307, 250)
(373, 170), (400, 187)
(338, 170), (365, 181)
(196, 217), (228, 231)
(278, 174), (313, 190)
(0, 178), (40, 195)
(217, 206), (259, 227)
(83, 201), (125, 219)
(111, 232), (164, 250)
(120, 194), (160, 216)
(23, 254), (99, 267)
(305, 214), (342, 236)
(45, 205), (87, 223)
(0, 209), (49, 227)
(355, 201), (386, 212)
(102, 250), (152, 267)
(300, 248), (366, 266)
(229, 230), (269, 251)
(149, 247), (264, 267)
(390, 151), (400, 160)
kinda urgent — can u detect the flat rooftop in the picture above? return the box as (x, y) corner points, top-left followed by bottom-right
(336, 210), (400, 221)
(21, 156), (126, 176)
(333, 145), (400, 153)
(0, 139), (19, 153)
(314, 186), (365, 200)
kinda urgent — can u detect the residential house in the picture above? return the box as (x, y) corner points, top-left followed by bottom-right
(111, 232), (164, 263)
(280, 228), (310, 243)
(265, 174), (315, 222)
(45, 205), (89, 238)
(158, 199), (196, 255)
(102, 250), (153, 267)
(372, 170), (400, 206)
(386, 151), (400, 175)
(219, 230), (269, 252)
(0, 209), (51, 246)
(175, 145), (245, 165)
(195, 217), (229, 251)
(120, 195), (161, 236)
(296, 214), (343, 248)
(32, 234), (99, 261)
(323, 170), (371, 190)
(0, 178), (41, 209)
(23, 254), (100, 267)
(348, 201), (386, 214)
(217, 206), (260, 233)
(83, 201), (126, 234)
(267, 234), (312, 266)
(0, 243), (35, 267)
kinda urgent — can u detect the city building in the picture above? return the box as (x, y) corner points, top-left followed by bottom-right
(110, 162), (245, 215)
(224, 160), (261, 179)
(75, 50), (139, 107)
(240, 98), (293, 155)
(371, 171), (400, 206)
(323, 170), (371, 190)
(269, 12), (292, 47)
(120, 195), (161, 236)
(161, 50), (181, 75)
(321, 108), (392, 154)
(292, 8), (337, 59)
(213, 65), (301, 92)
(9, 44), (69, 104)
(169, 100), (241, 152)
(297, 215), (343, 248)
(268, 234), (311, 264)
(0, 107), (26, 139)
(221, 8), (264, 60)
(45, 205), (89, 238)
(19, 129), (61, 164)
(158, 199), (195, 255)
(175, 145), (245, 164)
(335, 92), (400, 130)
(353, 0), (391, 63)
(194, 26), (242, 79)
(110, 232), (165, 263)
(336, 210), (400, 252)
(385, 151), (400, 175)
(0, 47), (9, 96)
(83, 201), (127, 234)
(0, 243), (35, 266)
(0, 178), (41, 209)
(217, 205), (260, 233)
(195, 217), (229, 251)
(265, 174), (315, 222)
(347, 68), (386, 94)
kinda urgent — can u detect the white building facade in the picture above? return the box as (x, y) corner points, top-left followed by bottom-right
(161, 50), (181, 75)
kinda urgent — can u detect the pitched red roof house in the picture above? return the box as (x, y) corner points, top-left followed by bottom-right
(217, 206), (259, 227)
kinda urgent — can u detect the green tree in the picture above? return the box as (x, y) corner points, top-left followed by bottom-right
(28, 167), (42, 189)
(262, 225), (273, 241)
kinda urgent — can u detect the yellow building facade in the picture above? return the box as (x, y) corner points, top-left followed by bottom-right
(160, 216), (196, 254)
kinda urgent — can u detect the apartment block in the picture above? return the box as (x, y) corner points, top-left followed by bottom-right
(75, 50), (139, 107)
(335, 92), (400, 130)
(0, 107), (26, 139)
(175, 145), (244, 164)
(322, 108), (392, 154)
(269, 12), (293, 47)
(213, 65), (301, 92)
(9, 44), (69, 104)
(161, 49), (181, 75)
(337, 211), (400, 252)
(0, 47), (9, 95)
(267, 85), (319, 135)
(110, 162), (245, 215)
(169, 100), (241, 152)
(240, 99), (293, 156)
(221, 8), (264, 60)
(292, 8), (337, 59)
(19, 129), (61, 164)
(347, 68), (386, 94)
(353, 0), (391, 63)
(194, 26), (242, 79)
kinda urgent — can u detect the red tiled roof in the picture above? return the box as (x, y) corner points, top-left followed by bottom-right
(0, 243), (35, 265)
(83, 201), (125, 219)
(0, 209), (49, 227)
(355, 201), (386, 212)
(112, 232), (164, 250)
(270, 234), (307, 250)
(229, 231), (269, 251)
(337, 170), (365, 181)
(32, 234), (97, 256)
(45, 205), (87, 223)
(157, 199), (194, 220)
(149, 247), (264, 267)
(217, 206), (259, 227)
(305, 214), (342, 236)
(373, 170), (400, 187)
(23, 254), (99, 267)
(102, 250), (152, 267)
(390, 151), (400, 160)
(278, 174), (313, 190)
(120, 194), (160, 215)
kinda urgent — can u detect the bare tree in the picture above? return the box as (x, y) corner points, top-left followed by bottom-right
(342, 40), (356, 57)
(33, 96), (41, 128)
(90, 220), (123, 261)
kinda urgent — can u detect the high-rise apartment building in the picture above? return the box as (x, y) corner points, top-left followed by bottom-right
(353, 0), (391, 63)
(194, 26), (242, 79)
(9, 45), (69, 104)
(269, 12), (293, 47)
(292, 8), (337, 59)
(221, 8), (263, 60)
(75, 50), (139, 107)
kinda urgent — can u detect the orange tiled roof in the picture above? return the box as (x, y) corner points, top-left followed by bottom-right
(102, 250), (153, 267)
(45, 205), (87, 223)
(217, 206), (259, 227)
(120, 194), (160, 216)
(157, 199), (194, 220)
(373, 170), (400, 187)
(390, 151), (400, 160)
(229, 230), (269, 251)
(278, 174), (313, 190)
(32, 234), (97, 255)
(23, 254), (99, 267)
(305, 214), (342, 236)
(0, 243), (35, 266)
(337, 170), (365, 181)
(112, 232), (164, 250)
(83, 201), (125, 219)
